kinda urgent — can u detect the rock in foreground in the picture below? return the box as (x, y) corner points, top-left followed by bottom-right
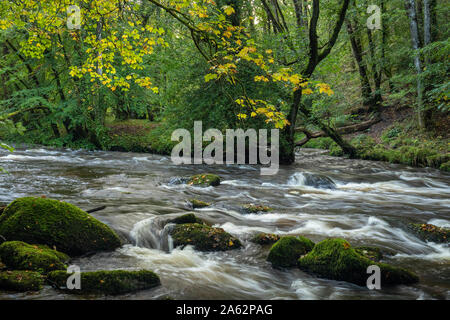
(47, 270), (160, 295)
(0, 241), (69, 274)
(298, 239), (419, 286)
(170, 223), (241, 251)
(0, 197), (122, 256)
(169, 213), (204, 225)
(267, 236), (315, 268)
(0, 270), (43, 292)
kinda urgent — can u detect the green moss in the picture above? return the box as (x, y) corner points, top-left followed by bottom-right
(298, 239), (419, 286)
(47, 270), (160, 295)
(355, 246), (383, 262)
(440, 161), (450, 172)
(303, 137), (337, 150)
(0, 270), (43, 292)
(409, 223), (449, 243)
(267, 236), (315, 268)
(170, 223), (241, 251)
(189, 199), (211, 209)
(0, 197), (122, 256)
(252, 233), (280, 245)
(188, 174), (221, 187)
(0, 241), (69, 274)
(169, 214), (204, 225)
(241, 204), (273, 214)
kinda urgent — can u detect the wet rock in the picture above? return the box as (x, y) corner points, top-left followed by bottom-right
(241, 204), (273, 214)
(252, 233), (281, 245)
(267, 236), (315, 268)
(408, 223), (449, 244)
(298, 239), (419, 286)
(0, 270), (44, 292)
(169, 213), (204, 225)
(188, 174), (221, 187)
(355, 246), (383, 262)
(0, 197), (122, 256)
(47, 270), (160, 295)
(168, 177), (190, 185)
(0, 241), (69, 274)
(303, 173), (336, 189)
(170, 223), (241, 251)
(189, 199), (211, 209)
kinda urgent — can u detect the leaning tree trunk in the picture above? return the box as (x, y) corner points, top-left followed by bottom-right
(405, 0), (425, 129)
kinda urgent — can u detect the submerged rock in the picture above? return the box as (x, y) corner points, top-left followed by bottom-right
(409, 223), (449, 244)
(0, 241), (69, 274)
(47, 270), (160, 295)
(168, 177), (190, 185)
(252, 233), (281, 245)
(169, 213), (204, 225)
(0, 197), (122, 256)
(188, 174), (221, 187)
(170, 223), (241, 251)
(189, 199), (211, 209)
(267, 236), (315, 268)
(241, 204), (273, 214)
(303, 173), (336, 189)
(0, 270), (43, 292)
(298, 239), (419, 286)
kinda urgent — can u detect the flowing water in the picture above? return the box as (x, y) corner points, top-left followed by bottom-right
(0, 147), (449, 300)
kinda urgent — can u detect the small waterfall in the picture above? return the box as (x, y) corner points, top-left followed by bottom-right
(288, 172), (336, 189)
(130, 216), (175, 252)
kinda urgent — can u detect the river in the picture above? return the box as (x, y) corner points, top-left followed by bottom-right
(0, 147), (449, 300)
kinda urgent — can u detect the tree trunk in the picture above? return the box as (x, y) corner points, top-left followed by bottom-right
(405, 0), (425, 129)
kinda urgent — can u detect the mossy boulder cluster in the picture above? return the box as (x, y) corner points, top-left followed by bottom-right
(241, 204), (273, 214)
(409, 223), (449, 243)
(170, 221), (241, 252)
(0, 197), (122, 256)
(297, 239), (419, 286)
(0, 197), (161, 295)
(0, 241), (69, 274)
(267, 236), (315, 268)
(188, 174), (221, 187)
(47, 270), (160, 295)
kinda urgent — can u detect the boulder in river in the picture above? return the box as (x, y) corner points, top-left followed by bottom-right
(241, 204), (273, 214)
(189, 199), (211, 209)
(0, 270), (44, 292)
(408, 223), (449, 244)
(355, 246), (384, 262)
(188, 174), (221, 187)
(267, 236), (315, 268)
(169, 213), (204, 225)
(0, 241), (69, 274)
(252, 233), (281, 245)
(303, 173), (336, 189)
(47, 270), (160, 295)
(170, 223), (241, 251)
(0, 197), (122, 256)
(298, 239), (419, 286)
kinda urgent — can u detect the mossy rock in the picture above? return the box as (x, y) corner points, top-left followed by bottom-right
(0, 197), (122, 256)
(0, 241), (69, 274)
(408, 223), (449, 244)
(355, 246), (383, 262)
(252, 233), (280, 245)
(241, 204), (273, 214)
(170, 223), (241, 251)
(189, 199), (211, 209)
(169, 213), (204, 225)
(0, 270), (44, 292)
(267, 236), (315, 268)
(298, 239), (419, 286)
(188, 174), (221, 187)
(47, 270), (160, 295)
